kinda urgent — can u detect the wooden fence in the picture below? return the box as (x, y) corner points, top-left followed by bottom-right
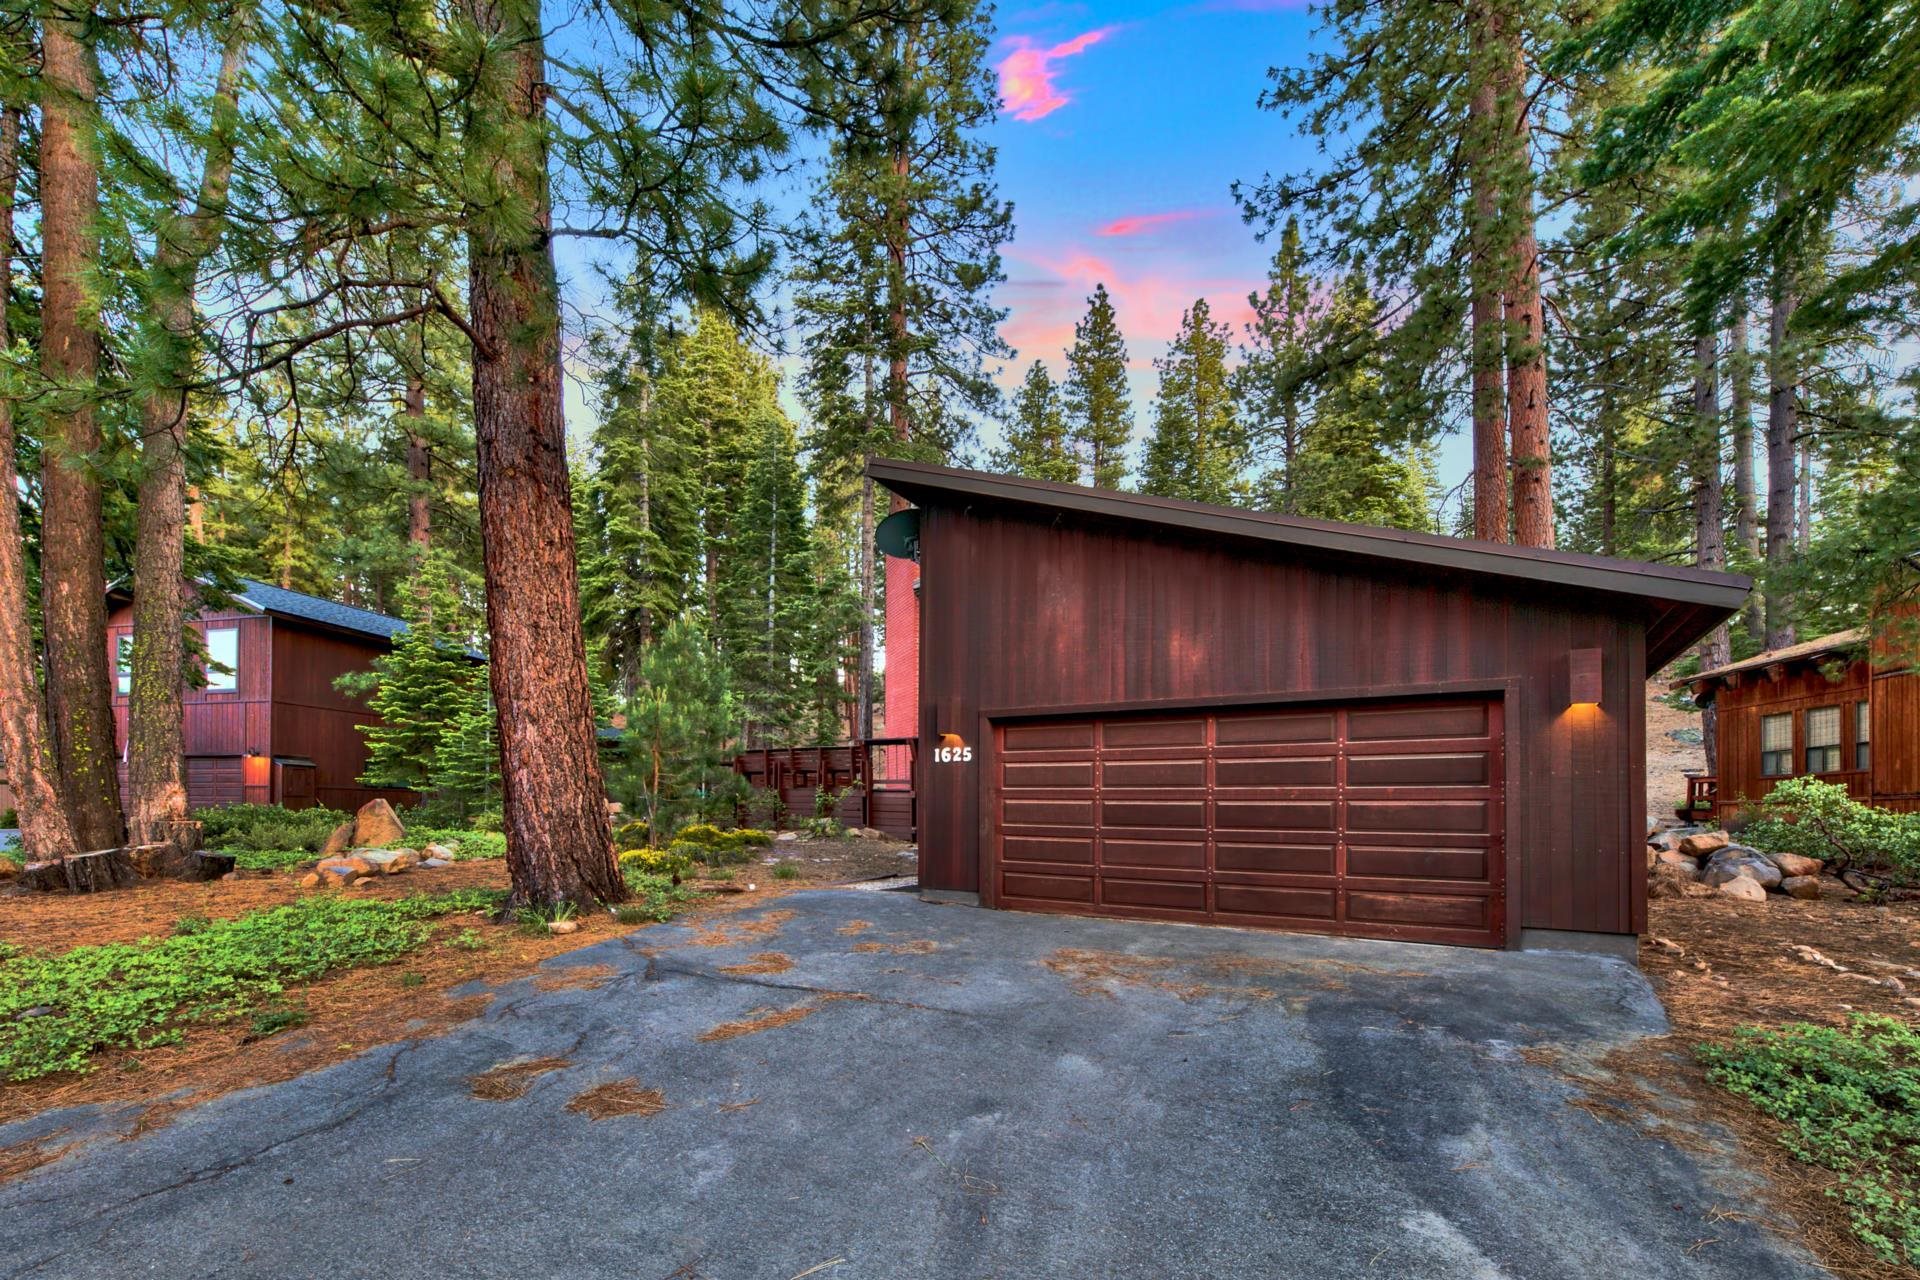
(732, 737), (917, 840)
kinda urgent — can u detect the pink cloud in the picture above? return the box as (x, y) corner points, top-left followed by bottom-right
(997, 28), (1114, 122)
(1096, 209), (1216, 238)
(999, 244), (1261, 364)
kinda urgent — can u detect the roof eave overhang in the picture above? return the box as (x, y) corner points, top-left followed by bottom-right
(870, 459), (1749, 672)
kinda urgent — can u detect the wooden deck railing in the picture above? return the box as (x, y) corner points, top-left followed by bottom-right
(732, 737), (917, 840)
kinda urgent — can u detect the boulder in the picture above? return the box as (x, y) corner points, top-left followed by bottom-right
(549, 919), (580, 935)
(1781, 875), (1823, 900)
(350, 799), (407, 850)
(298, 872), (321, 889)
(1716, 876), (1768, 903)
(352, 876), (376, 888)
(1655, 849), (1698, 869)
(319, 821), (356, 858)
(419, 857), (451, 870)
(1678, 830), (1731, 857)
(775, 832), (800, 843)
(422, 842), (456, 861)
(1703, 856), (1782, 890)
(355, 849), (415, 875)
(1766, 851), (1824, 879)
(1647, 830), (1685, 853)
(1651, 861), (1699, 888)
(317, 854), (376, 878)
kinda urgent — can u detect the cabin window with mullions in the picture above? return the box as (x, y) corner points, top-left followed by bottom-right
(1856, 700), (1870, 773)
(1804, 706), (1841, 774)
(1760, 713), (1793, 777)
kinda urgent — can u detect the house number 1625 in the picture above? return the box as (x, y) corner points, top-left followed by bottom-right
(934, 745), (973, 763)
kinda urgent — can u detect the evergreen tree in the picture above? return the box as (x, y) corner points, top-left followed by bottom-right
(339, 557), (478, 789)
(1062, 283), (1133, 489)
(429, 675), (501, 821)
(993, 361), (1077, 483)
(1140, 299), (1246, 506)
(619, 618), (738, 845)
(1237, 219), (1319, 514)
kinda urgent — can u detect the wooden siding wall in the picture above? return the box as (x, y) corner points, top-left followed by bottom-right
(1711, 661), (1875, 815)
(269, 625), (406, 811)
(1877, 671), (1920, 807)
(107, 604), (276, 806)
(916, 504), (1650, 938)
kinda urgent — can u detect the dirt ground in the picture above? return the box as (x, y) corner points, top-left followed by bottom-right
(1646, 677), (1707, 820)
(1544, 896), (1920, 1280)
(0, 836), (912, 1143)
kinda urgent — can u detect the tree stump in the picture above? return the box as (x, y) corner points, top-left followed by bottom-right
(20, 849), (139, 893)
(125, 842), (232, 882)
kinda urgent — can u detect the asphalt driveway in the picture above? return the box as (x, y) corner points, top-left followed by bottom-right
(0, 889), (1825, 1279)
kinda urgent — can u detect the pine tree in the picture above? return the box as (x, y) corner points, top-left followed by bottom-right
(1237, 219), (1318, 514)
(1140, 300), (1246, 506)
(620, 618), (737, 845)
(341, 557), (477, 789)
(1062, 284), (1133, 489)
(993, 361), (1077, 483)
(429, 675), (501, 821)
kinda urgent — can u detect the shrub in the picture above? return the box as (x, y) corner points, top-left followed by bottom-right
(612, 819), (651, 851)
(1702, 1015), (1920, 1264)
(195, 804), (350, 855)
(0, 889), (501, 1081)
(406, 827), (508, 861)
(772, 863), (800, 881)
(741, 786), (782, 830)
(0, 807), (16, 828)
(618, 868), (704, 921)
(468, 809), (505, 833)
(1743, 778), (1920, 882)
(618, 847), (693, 880)
(799, 815), (845, 840)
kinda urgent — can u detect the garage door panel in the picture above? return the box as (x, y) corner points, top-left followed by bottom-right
(1002, 835), (1095, 865)
(1214, 757), (1337, 788)
(1101, 799), (1207, 829)
(1003, 872), (1095, 903)
(1348, 703), (1488, 741)
(1003, 798), (1095, 827)
(995, 698), (1503, 947)
(1346, 752), (1491, 788)
(1213, 841), (1336, 875)
(1101, 759), (1207, 788)
(1345, 890), (1492, 930)
(1004, 760), (1095, 788)
(1215, 711), (1336, 745)
(1104, 839), (1208, 870)
(1215, 884), (1337, 920)
(1346, 844), (1489, 881)
(1100, 877), (1208, 911)
(1102, 718), (1206, 748)
(1215, 799), (1336, 831)
(1346, 798), (1490, 834)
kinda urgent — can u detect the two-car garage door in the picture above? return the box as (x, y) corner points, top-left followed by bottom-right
(991, 699), (1506, 948)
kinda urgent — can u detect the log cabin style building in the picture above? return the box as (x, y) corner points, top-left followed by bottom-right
(868, 460), (1749, 955)
(1680, 622), (1920, 821)
(105, 580), (426, 813)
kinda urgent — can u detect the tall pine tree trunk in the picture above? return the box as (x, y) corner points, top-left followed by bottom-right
(1497, 12), (1552, 549)
(1727, 307), (1763, 640)
(38, 14), (123, 851)
(857, 461), (876, 742)
(0, 107), (82, 861)
(1691, 329), (1728, 772)
(461, 0), (621, 909)
(127, 8), (251, 845)
(405, 375), (432, 555)
(1764, 265), (1798, 649)
(1466, 12), (1508, 544)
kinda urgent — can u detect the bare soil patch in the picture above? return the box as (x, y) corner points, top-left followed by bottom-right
(1645, 677), (1706, 820)
(566, 1080), (666, 1120)
(1543, 896), (1920, 1280)
(748, 835), (916, 885)
(469, 1056), (573, 1102)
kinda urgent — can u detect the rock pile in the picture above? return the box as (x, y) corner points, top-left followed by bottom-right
(299, 799), (454, 889)
(1646, 821), (1847, 904)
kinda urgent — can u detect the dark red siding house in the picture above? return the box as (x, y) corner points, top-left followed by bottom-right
(870, 460), (1749, 954)
(1681, 622), (1920, 821)
(106, 580), (422, 813)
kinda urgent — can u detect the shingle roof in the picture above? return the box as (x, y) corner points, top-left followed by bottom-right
(231, 579), (411, 644)
(1681, 627), (1867, 687)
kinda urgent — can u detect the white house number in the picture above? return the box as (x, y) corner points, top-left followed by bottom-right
(934, 745), (974, 763)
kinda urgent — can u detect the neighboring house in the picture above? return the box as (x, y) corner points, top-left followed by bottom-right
(106, 580), (423, 813)
(1680, 624), (1920, 821)
(868, 459), (1748, 955)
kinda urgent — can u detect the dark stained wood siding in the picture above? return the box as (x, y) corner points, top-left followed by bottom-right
(1876, 671), (1920, 807)
(1710, 660), (1875, 814)
(269, 624), (413, 812)
(915, 503), (1651, 940)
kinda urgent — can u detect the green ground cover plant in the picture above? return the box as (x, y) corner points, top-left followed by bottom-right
(0, 889), (500, 1082)
(1701, 1014), (1920, 1264)
(1742, 778), (1920, 883)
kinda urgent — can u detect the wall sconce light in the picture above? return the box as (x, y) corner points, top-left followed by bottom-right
(1568, 648), (1603, 706)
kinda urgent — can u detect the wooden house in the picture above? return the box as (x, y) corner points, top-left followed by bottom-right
(867, 460), (1748, 954)
(1681, 623), (1920, 821)
(106, 580), (428, 813)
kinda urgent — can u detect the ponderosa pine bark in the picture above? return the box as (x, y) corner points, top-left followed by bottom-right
(127, 8), (252, 845)
(38, 14), (123, 850)
(1728, 307), (1764, 640)
(0, 107), (83, 861)
(1764, 265), (1799, 649)
(1690, 329), (1728, 771)
(1466, 10), (1509, 543)
(1496, 9), (1552, 549)
(461, 0), (621, 909)
(405, 375), (431, 556)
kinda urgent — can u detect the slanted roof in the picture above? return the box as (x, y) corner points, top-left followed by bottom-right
(868, 459), (1751, 671)
(230, 579), (411, 644)
(1680, 628), (1867, 689)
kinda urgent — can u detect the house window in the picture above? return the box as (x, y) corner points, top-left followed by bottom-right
(1760, 713), (1793, 777)
(1857, 700), (1871, 773)
(1805, 705), (1841, 774)
(115, 635), (133, 696)
(204, 626), (239, 692)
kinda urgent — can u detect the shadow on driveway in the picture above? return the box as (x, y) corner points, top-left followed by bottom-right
(0, 889), (1826, 1279)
